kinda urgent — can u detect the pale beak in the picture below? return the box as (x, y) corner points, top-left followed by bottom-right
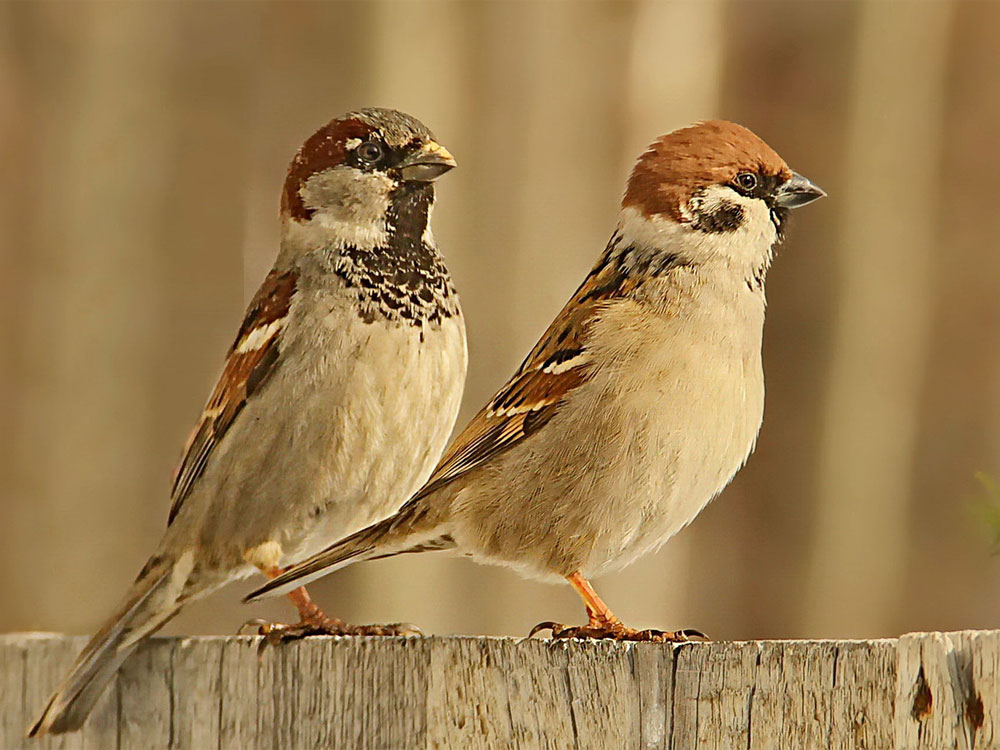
(398, 141), (457, 182)
(775, 172), (826, 208)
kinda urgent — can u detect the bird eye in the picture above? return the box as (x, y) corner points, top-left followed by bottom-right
(734, 172), (758, 193)
(357, 141), (385, 164)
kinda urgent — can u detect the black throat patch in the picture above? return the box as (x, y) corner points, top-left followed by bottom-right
(334, 182), (459, 327)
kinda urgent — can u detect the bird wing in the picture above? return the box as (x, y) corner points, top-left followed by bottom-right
(167, 269), (298, 525)
(410, 252), (638, 502)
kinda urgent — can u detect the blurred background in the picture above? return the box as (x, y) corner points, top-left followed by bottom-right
(1, 0), (998, 643)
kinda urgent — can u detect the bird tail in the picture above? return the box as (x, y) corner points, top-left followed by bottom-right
(28, 552), (196, 737)
(244, 499), (451, 604)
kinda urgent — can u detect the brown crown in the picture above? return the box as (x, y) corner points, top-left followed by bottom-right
(281, 117), (375, 221)
(623, 120), (792, 222)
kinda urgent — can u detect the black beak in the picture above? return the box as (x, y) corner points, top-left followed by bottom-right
(774, 172), (826, 208)
(398, 141), (457, 182)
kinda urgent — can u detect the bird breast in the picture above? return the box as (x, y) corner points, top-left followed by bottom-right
(567, 276), (766, 574)
(281, 287), (468, 561)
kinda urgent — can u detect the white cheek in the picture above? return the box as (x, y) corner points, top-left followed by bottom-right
(690, 186), (777, 268)
(732, 194), (778, 248)
(301, 165), (393, 220)
(295, 166), (394, 248)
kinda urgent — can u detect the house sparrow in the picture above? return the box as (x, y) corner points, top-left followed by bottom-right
(30, 108), (467, 736)
(245, 120), (824, 641)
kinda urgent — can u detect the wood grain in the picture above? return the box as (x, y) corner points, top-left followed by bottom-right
(4, 631), (998, 749)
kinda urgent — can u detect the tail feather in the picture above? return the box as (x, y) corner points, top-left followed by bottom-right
(244, 500), (448, 603)
(28, 555), (191, 737)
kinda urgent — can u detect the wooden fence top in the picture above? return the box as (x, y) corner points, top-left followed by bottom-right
(1, 631), (997, 749)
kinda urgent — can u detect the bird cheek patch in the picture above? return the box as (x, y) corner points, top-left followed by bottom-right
(301, 167), (394, 224)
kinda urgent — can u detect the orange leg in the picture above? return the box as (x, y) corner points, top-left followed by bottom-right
(529, 571), (708, 643)
(267, 567), (344, 628)
(240, 566), (420, 646)
(567, 572), (625, 628)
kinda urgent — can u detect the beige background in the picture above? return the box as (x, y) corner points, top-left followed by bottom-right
(1, 0), (999, 643)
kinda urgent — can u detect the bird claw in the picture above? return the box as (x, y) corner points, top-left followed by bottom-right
(529, 620), (708, 643)
(237, 618), (272, 635)
(528, 621), (566, 638)
(342, 622), (423, 637)
(674, 628), (709, 641)
(241, 617), (422, 655)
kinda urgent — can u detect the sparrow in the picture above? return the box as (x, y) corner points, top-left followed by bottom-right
(29, 108), (467, 736)
(245, 120), (824, 642)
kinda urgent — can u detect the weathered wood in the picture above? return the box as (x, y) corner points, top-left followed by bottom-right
(2, 631), (997, 749)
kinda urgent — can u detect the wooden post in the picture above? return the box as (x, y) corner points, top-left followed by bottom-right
(2, 631), (996, 749)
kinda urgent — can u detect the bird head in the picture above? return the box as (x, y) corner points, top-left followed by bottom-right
(280, 108), (456, 254)
(620, 120), (824, 280)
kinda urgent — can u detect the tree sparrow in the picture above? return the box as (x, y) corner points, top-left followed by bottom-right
(245, 120), (823, 642)
(30, 108), (467, 736)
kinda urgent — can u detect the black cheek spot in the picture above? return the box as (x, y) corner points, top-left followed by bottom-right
(693, 201), (745, 233)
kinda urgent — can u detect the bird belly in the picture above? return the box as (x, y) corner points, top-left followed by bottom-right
(579, 313), (765, 576)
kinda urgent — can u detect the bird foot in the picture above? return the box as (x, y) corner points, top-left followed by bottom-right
(337, 621), (423, 637)
(240, 617), (422, 653)
(529, 619), (708, 643)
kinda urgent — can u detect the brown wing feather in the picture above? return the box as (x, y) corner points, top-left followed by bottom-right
(168, 269), (298, 525)
(411, 252), (633, 501)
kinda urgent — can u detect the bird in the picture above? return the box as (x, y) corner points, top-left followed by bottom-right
(29, 108), (467, 736)
(244, 120), (824, 642)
